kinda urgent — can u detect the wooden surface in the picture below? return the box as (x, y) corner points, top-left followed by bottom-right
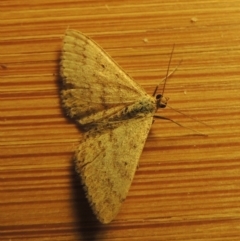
(1, 0), (240, 240)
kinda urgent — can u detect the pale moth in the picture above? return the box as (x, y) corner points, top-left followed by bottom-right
(60, 29), (169, 224)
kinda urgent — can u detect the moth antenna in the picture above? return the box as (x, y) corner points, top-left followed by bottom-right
(167, 105), (213, 129)
(153, 44), (176, 97)
(162, 44), (175, 97)
(152, 61), (182, 97)
(154, 115), (207, 136)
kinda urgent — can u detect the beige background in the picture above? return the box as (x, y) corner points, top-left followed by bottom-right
(1, 0), (240, 240)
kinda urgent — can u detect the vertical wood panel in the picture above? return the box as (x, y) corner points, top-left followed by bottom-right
(1, 0), (240, 240)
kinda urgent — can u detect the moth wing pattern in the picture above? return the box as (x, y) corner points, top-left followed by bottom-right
(75, 117), (153, 223)
(60, 29), (148, 127)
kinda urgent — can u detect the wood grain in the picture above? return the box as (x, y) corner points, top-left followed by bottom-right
(1, 0), (240, 240)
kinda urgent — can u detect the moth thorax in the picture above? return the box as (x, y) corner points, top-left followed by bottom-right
(104, 97), (155, 124)
(156, 94), (169, 109)
(124, 96), (156, 118)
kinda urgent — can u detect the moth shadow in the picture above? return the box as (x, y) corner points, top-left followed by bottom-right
(70, 162), (104, 240)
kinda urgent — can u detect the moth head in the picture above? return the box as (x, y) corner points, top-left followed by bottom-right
(156, 94), (169, 109)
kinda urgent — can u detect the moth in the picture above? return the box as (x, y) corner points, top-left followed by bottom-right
(60, 29), (169, 223)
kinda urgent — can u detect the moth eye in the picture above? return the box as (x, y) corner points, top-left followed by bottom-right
(156, 94), (167, 108)
(156, 94), (162, 99)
